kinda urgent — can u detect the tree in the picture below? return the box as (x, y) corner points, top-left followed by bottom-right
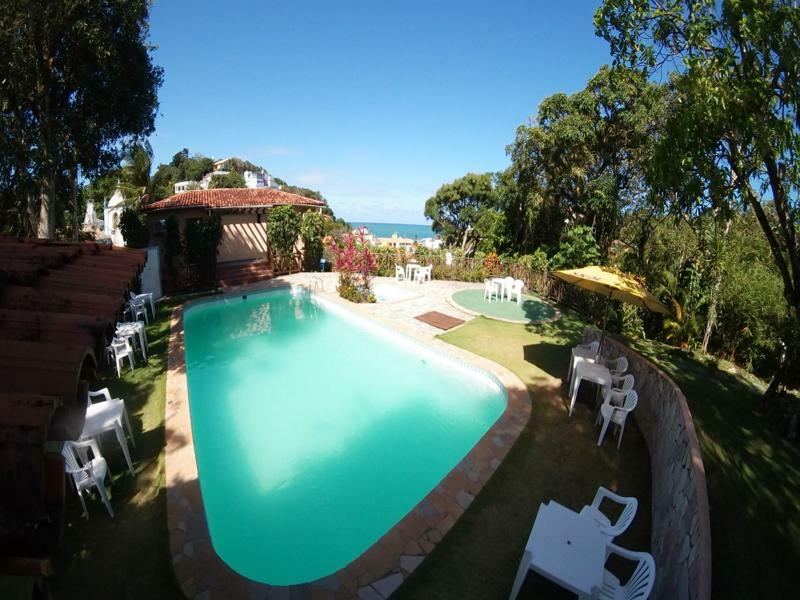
(505, 65), (666, 254)
(0, 0), (163, 238)
(424, 172), (496, 249)
(119, 208), (149, 248)
(596, 0), (800, 397)
(267, 206), (301, 257)
(208, 171), (245, 189)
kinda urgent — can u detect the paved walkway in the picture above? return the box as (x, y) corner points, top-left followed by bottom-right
(253, 273), (482, 338)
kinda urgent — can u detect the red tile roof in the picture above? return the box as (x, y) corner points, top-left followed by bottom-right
(0, 236), (146, 573)
(143, 187), (326, 212)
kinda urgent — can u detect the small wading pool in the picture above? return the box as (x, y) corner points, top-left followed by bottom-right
(184, 288), (507, 585)
(372, 282), (417, 302)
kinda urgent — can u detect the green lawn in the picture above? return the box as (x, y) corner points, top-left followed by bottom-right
(51, 298), (183, 600)
(395, 315), (652, 599)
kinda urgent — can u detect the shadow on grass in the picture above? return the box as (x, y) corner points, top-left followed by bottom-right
(523, 342), (569, 382)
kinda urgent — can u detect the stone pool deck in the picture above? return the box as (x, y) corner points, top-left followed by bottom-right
(164, 275), (531, 599)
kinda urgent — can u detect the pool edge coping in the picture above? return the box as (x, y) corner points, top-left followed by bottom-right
(164, 281), (532, 600)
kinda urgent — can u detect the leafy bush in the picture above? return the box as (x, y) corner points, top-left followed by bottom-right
(329, 228), (377, 303)
(518, 248), (549, 272)
(483, 252), (502, 276)
(267, 206), (301, 257)
(550, 225), (601, 269)
(300, 211), (325, 270)
(119, 208), (150, 248)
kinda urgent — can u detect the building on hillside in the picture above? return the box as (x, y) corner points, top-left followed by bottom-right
(143, 187), (326, 267)
(419, 237), (443, 250)
(379, 233), (416, 251)
(352, 227), (378, 245)
(173, 180), (195, 194)
(173, 168), (280, 194)
(243, 170), (280, 189)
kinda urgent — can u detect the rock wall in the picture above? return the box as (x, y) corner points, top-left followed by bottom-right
(584, 329), (711, 600)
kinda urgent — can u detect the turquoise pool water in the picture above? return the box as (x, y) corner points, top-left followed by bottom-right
(184, 288), (507, 585)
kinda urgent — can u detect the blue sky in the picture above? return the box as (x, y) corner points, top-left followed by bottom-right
(148, 1), (610, 224)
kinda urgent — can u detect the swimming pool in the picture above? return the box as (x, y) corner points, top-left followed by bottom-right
(372, 282), (417, 302)
(183, 288), (507, 585)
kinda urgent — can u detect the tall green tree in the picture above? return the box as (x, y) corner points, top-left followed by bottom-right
(506, 65), (666, 253)
(424, 172), (497, 250)
(596, 0), (800, 392)
(0, 0), (163, 238)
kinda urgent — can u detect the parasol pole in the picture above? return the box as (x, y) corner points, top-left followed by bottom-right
(599, 286), (614, 356)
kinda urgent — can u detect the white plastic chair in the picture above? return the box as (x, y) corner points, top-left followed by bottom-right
(596, 543), (656, 600)
(581, 486), (638, 540)
(601, 374), (635, 408)
(62, 439), (114, 519)
(130, 291), (155, 320)
(116, 321), (147, 362)
(484, 279), (499, 301)
(108, 336), (135, 377)
(126, 298), (149, 325)
(414, 265), (432, 284)
(596, 390), (638, 448)
(502, 276), (515, 301)
(394, 265), (406, 281)
(577, 341), (600, 354)
(509, 279), (524, 304)
(603, 356), (629, 377)
(81, 388), (136, 476)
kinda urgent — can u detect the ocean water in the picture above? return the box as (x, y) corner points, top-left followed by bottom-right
(351, 221), (435, 239)
(183, 288), (506, 584)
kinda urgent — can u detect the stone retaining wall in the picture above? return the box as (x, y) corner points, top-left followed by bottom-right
(584, 329), (712, 600)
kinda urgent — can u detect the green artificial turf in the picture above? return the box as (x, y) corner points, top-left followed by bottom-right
(450, 288), (557, 323)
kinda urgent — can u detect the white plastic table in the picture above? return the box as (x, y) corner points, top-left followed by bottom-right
(405, 263), (420, 281)
(491, 277), (510, 301)
(116, 321), (147, 362)
(568, 346), (598, 391)
(568, 361), (612, 417)
(80, 399), (135, 476)
(509, 501), (606, 600)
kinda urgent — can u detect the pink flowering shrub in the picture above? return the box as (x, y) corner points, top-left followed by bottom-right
(328, 227), (377, 303)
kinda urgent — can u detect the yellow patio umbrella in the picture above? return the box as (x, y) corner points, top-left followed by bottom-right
(551, 265), (669, 314)
(552, 265), (668, 351)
